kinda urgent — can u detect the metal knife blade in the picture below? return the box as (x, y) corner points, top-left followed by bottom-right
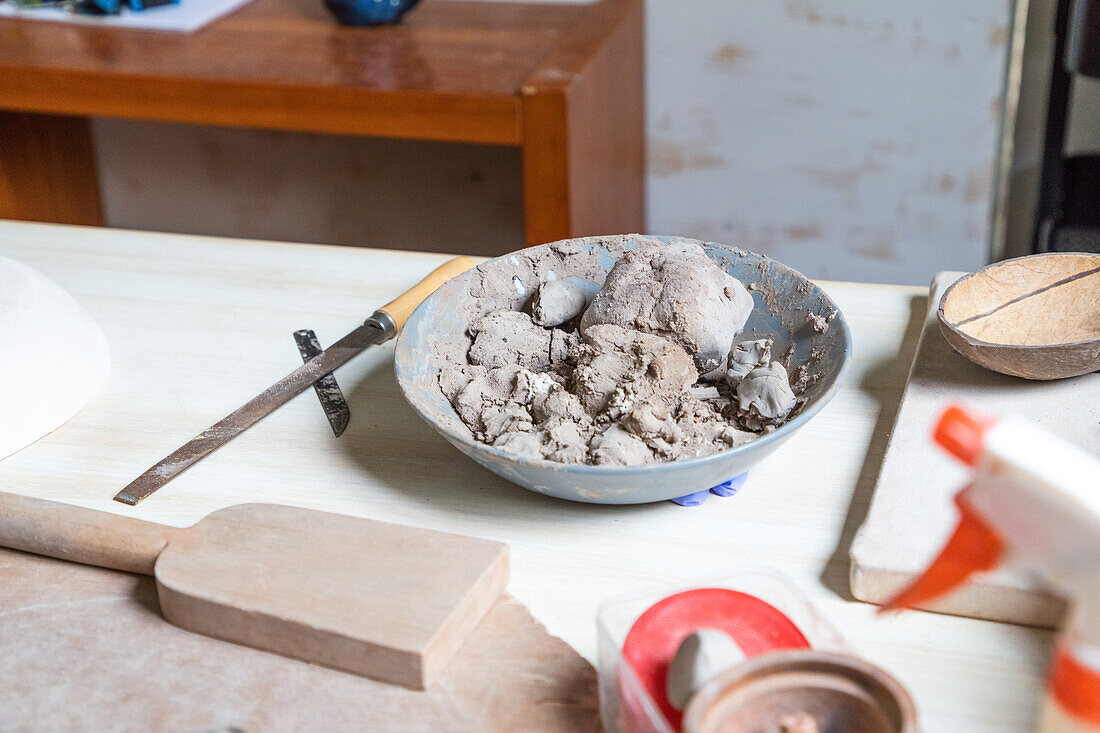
(114, 320), (387, 506)
(294, 329), (351, 437)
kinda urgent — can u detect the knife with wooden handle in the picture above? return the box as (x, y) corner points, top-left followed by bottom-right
(114, 256), (477, 506)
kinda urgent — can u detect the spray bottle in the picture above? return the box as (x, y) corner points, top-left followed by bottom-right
(882, 405), (1100, 732)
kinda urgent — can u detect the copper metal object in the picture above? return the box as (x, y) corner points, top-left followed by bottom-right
(681, 650), (918, 733)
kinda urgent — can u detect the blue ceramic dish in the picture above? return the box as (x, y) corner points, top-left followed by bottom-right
(324, 0), (419, 27)
(394, 236), (852, 504)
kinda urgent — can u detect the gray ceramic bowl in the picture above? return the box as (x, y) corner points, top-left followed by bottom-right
(394, 236), (851, 504)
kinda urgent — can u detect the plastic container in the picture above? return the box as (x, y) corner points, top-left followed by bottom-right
(597, 569), (848, 733)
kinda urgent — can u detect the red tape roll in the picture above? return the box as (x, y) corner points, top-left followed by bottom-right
(621, 588), (810, 731)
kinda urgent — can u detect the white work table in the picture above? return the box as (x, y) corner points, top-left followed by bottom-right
(0, 221), (1051, 730)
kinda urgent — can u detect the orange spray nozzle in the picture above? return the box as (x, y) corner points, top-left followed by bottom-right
(934, 405), (995, 466)
(880, 493), (1005, 613)
(879, 405), (1004, 613)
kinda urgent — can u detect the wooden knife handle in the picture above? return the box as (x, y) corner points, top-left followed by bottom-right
(0, 492), (176, 575)
(376, 256), (478, 333)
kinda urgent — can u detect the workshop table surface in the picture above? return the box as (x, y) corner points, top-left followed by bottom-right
(0, 220), (1051, 731)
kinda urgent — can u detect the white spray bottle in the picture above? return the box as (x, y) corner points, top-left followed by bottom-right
(882, 405), (1100, 732)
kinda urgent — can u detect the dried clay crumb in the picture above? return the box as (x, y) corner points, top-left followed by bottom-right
(806, 310), (829, 333)
(735, 361), (797, 430)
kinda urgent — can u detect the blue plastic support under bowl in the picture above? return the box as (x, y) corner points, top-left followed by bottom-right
(393, 235), (852, 504)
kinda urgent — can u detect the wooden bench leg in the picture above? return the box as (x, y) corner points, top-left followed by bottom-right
(0, 112), (103, 226)
(520, 0), (645, 246)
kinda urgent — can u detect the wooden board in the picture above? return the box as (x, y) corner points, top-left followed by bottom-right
(0, 547), (599, 732)
(850, 272), (1100, 627)
(157, 503), (507, 689)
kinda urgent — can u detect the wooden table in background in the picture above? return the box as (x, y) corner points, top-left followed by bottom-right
(0, 0), (644, 246)
(0, 221), (1052, 731)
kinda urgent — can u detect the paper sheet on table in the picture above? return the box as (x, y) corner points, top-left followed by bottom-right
(0, 0), (252, 32)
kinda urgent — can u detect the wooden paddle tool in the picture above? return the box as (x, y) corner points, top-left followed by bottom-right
(0, 492), (508, 690)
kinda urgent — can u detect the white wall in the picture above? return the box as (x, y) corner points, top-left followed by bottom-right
(646, 0), (1010, 283)
(95, 0), (1012, 285)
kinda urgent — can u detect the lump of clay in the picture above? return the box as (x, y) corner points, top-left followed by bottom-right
(540, 417), (591, 463)
(443, 365), (505, 415)
(513, 368), (556, 404)
(493, 430), (542, 456)
(449, 367), (534, 441)
(579, 240), (753, 372)
(531, 385), (589, 424)
(441, 364), (534, 439)
(622, 401), (674, 439)
(666, 629), (744, 711)
(531, 279), (587, 327)
(548, 328), (579, 364)
(726, 338), (772, 384)
(479, 402), (534, 442)
(571, 324), (697, 416)
(674, 399), (753, 455)
(736, 361), (796, 429)
(469, 310), (566, 370)
(590, 424), (653, 466)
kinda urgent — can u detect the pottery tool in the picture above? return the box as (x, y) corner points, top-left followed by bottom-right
(850, 272), (1099, 627)
(115, 256), (476, 505)
(294, 328), (351, 437)
(0, 491), (508, 689)
(937, 252), (1100, 380)
(0, 547), (599, 732)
